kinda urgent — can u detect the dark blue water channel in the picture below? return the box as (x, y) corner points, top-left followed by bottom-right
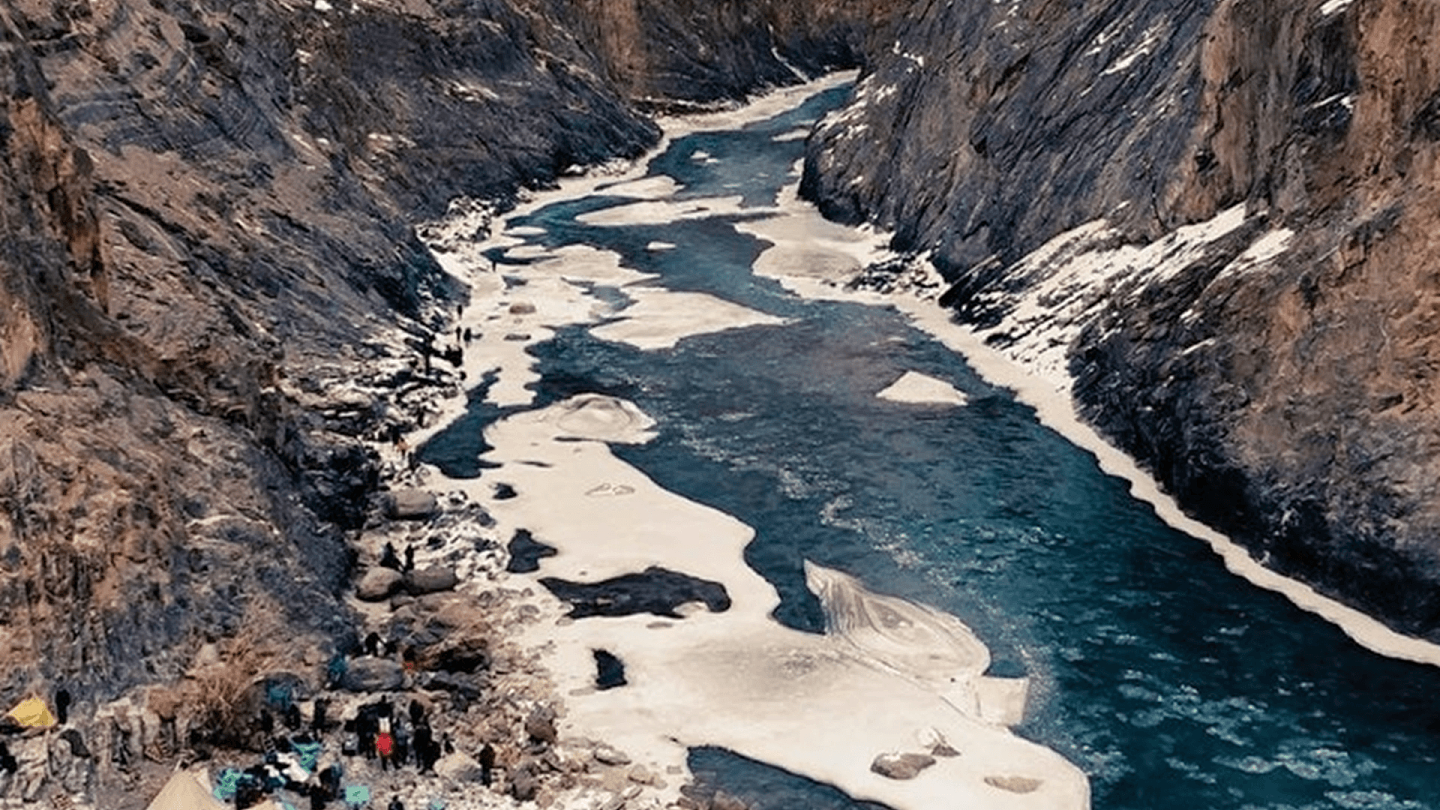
(425, 85), (1440, 809)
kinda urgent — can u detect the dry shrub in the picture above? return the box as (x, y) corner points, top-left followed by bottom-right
(182, 615), (288, 747)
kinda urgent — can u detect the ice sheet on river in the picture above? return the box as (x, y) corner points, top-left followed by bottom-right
(483, 394), (1089, 810)
(591, 288), (785, 351)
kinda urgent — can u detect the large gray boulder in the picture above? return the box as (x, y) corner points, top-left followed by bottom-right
(356, 568), (404, 601)
(404, 565), (458, 595)
(386, 490), (438, 520)
(435, 751), (484, 782)
(341, 658), (405, 692)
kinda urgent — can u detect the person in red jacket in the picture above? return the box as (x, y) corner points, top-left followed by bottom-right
(376, 717), (395, 771)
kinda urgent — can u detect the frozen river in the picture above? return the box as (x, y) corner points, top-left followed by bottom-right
(421, 80), (1440, 810)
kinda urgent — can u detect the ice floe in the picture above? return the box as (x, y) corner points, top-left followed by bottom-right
(877, 371), (969, 406)
(591, 288), (785, 351)
(595, 175), (682, 200)
(576, 196), (750, 227)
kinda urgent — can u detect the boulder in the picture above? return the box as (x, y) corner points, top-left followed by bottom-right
(870, 752), (936, 780)
(525, 704), (558, 745)
(386, 490), (438, 520)
(357, 568), (404, 601)
(593, 744), (630, 766)
(404, 566), (458, 595)
(510, 760), (540, 802)
(340, 658), (405, 692)
(435, 751), (484, 782)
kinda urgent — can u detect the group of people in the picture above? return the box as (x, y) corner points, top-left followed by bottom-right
(229, 688), (462, 809)
(378, 543), (416, 574)
(344, 697), (444, 775)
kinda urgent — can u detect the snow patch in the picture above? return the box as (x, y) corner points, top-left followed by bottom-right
(1225, 228), (1294, 275)
(967, 204), (1249, 388)
(1102, 20), (1167, 76)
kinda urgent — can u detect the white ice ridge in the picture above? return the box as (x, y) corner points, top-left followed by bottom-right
(483, 394), (1089, 810)
(804, 563), (1026, 726)
(877, 371), (970, 406)
(576, 195), (751, 227)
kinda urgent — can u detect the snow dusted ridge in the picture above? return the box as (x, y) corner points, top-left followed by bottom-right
(962, 204), (1291, 393)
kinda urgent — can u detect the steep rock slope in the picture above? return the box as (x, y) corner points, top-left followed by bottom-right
(0, 0), (890, 803)
(552, 0), (891, 109)
(805, 0), (1440, 639)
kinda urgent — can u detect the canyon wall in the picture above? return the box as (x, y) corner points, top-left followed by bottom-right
(0, 0), (886, 800)
(805, 0), (1440, 639)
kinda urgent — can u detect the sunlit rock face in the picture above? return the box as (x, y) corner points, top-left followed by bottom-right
(804, 0), (1440, 640)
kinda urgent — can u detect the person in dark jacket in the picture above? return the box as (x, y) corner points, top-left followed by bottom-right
(479, 743), (495, 787)
(311, 698), (330, 733)
(54, 688), (71, 725)
(380, 543), (402, 571)
(413, 722), (438, 773)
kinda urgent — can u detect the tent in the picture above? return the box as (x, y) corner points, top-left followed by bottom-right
(6, 697), (56, 729)
(145, 769), (228, 810)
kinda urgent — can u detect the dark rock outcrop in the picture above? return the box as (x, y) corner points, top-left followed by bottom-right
(540, 565), (732, 619)
(554, 0), (892, 111)
(870, 751), (935, 781)
(804, 0), (1440, 638)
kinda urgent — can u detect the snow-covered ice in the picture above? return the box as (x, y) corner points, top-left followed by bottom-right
(877, 371), (969, 406)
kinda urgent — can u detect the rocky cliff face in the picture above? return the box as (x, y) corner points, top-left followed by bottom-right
(551, 0), (890, 109)
(805, 0), (1440, 639)
(0, 0), (886, 803)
